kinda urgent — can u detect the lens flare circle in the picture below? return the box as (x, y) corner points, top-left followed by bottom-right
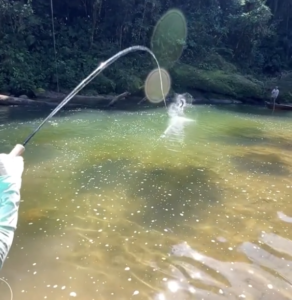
(151, 9), (187, 67)
(145, 68), (171, 103)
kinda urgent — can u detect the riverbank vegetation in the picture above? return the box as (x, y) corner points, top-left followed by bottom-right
(0, 0), (291, 103)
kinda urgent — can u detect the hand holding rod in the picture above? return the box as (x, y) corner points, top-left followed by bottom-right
(9, 144), (25, 157)
(8, 46), (165, 158)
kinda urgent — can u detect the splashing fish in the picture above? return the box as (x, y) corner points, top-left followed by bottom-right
(161, 94), (194, 141)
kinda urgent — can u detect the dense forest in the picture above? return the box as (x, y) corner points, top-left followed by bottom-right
(0, 0), (292, 102)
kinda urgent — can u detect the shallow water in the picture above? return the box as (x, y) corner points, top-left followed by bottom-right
(0, 104), (292, 300)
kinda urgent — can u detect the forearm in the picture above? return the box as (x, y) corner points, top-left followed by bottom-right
(0, 175), (21, 269)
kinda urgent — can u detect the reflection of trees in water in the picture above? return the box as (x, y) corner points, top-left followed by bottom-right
(73, 156), (224, 232)
(212, 125), (292, 152)
(127, 166), (222, 231)
(215, 105), (292, 119)
(210, 126), (269, 147)
(61, 161), (225, 292)
(231, 153), (291, 176)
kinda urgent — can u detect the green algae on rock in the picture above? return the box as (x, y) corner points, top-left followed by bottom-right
(170, 63), (266, 101)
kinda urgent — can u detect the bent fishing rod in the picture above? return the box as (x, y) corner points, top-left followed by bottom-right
(9, 46), (166, 157)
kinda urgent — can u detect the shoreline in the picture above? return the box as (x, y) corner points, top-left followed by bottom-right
(0, 90), (269, 110)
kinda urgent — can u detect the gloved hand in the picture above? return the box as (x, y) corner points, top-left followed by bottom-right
(0, 154), (24, 178)
(0, 153), (24, 269)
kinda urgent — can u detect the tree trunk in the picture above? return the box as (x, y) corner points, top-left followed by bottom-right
(0, 91), (135, 108)
(0, 95), (81, 108)
(36, 91), (132, 106)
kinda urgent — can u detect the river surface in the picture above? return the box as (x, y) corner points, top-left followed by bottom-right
(0, 104), (292, 300)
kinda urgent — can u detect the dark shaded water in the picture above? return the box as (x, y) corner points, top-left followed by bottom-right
(0, 104), (292, 300)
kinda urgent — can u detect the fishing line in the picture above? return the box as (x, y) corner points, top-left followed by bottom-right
(10, 46), (166, 155)
(10, 8), (189, 155)
(145, 68), (171, 103)
(0, 277), (13, 300)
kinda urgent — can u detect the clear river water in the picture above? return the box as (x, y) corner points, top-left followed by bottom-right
(0, 104), (292, 300)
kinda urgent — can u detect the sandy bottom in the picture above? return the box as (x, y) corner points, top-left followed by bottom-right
(0, 105), (291, 300)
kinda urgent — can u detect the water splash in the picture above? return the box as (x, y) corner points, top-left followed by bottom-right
(161, 93), (194, 143)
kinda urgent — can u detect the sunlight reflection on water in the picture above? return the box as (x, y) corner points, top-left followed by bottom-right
(160, 224), (292, 300)
(0, 105), (292, 299)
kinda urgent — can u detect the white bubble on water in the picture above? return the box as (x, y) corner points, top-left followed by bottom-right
(162, 94), (194, 143)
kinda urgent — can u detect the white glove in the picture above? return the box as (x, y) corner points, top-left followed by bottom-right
(0, 154), (24, 178)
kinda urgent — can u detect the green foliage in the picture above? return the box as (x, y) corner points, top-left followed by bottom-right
(113, 73), (143, 94)
(171, 64), (265, 100)
(0, 0), (291, 101)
